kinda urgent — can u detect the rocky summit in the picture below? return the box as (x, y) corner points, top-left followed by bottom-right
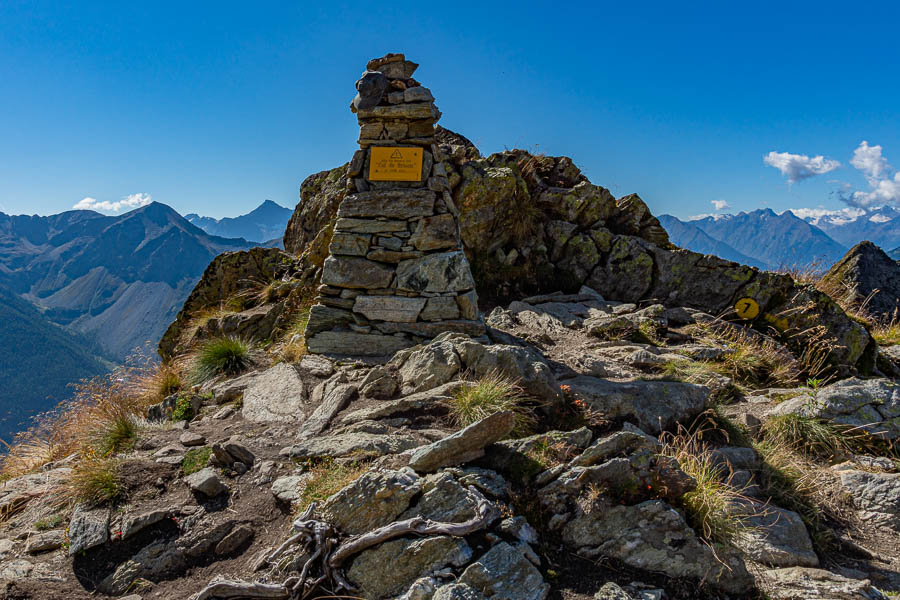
(821, 241), (900, 322)
(5, 53), (900, 600)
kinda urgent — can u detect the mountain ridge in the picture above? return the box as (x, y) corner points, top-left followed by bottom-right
(0, 202), (255, 359)
(185, 199), (291, 243)
(662, 209), (848, 270)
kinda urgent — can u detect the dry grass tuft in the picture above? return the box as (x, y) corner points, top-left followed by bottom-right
(449, 371), (536, 436)
(63, 456), (122, 505)
(296, 459), (369, 513)
(277, 308), (313, 364)
(132, 362), (182, 405)
(676, 322), (800, 391)
(752, 439), (851, 549)
(873, 317), (900, 346)
(179, 305), (234, 347)
(0, 356), (167, 481)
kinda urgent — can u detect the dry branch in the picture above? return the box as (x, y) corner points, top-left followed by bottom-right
(192, 485), (496, 600)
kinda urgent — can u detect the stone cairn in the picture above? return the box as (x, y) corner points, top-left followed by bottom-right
(304, 53), (484, 355)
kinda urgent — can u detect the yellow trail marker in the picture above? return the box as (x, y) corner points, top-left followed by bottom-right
(734, 297), (760, 319)
(368, 146), (423, 181)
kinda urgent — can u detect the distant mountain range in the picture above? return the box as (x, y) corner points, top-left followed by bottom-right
(661, 207), (900, 271)
(0, 202), (257, 361)
(186, 200), (291, 244)
(0, 199), (292, 444)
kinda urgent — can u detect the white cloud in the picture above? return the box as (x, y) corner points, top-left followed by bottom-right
(851, 141), (890, 181)
(711, 199), (730, 211)
(841, 141), (900, 208)
(870, 213), (892, 223)
(764, 151), (841, 183)
(73, 193), (152, 213)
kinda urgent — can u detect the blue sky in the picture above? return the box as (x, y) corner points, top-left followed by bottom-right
(1, 1), (898, 220)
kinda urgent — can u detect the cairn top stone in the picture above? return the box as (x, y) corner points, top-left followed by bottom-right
(367, 52), (419, 79)
(353, 70), (388, 111)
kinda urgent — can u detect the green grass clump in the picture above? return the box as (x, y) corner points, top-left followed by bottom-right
(190, 337), (251, 384)
(660, 360), (743, 405)
(182, 447), (212, 475)
(96, 412), (138, 456)
(761, 413), (850, 459)
(297, 459), (368, 513)
(449, 371), (535, 436)
(752, 440), (836, 548)
(66, 456), (122, 505)
(661, 424), (752, 544)
(34, 514), (64, 531)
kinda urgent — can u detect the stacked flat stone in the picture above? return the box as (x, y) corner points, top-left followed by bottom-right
(304, 53), (484, 356)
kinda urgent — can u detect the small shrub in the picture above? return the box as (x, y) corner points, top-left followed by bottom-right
(34, 514), (64, 531)
(449, 371), (535, 436)
(297, 459), (368, 513)
(182, 447), (212, 475)
(65, 456), (122, 505)
(190, 337), (251, 384)
(170, 396), (194, 422)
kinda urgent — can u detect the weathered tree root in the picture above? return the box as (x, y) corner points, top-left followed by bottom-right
(191, 581), (289, 600)
(190, 485), (497, 600)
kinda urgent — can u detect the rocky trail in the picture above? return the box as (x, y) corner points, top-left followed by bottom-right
(3, 53), (900, 600)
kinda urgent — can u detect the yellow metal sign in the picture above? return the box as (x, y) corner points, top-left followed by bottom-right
(734, 297), (760, 319)
(368, 147), (423, 181)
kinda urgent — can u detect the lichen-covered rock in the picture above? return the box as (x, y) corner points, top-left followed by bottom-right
(761, 567), (882, 599)
(434, 583), (486, 600)
(562, 500), (752, 593)
(773, 378), (900, 439)
(284, 431), (424, 460)
(821, 241), (900, 321)
(347, 536), (472, 599)
(457, 541), (549, 600)
(408, 411), (515, 473)
(391, 333), (562, 405)
(835, 466), (900, 531)
(184, 467), (227, 497)
(318, 469), (422, 535)
(68, 504), (110, 556)
(566, 376), (708, 433)
(284, 165), (349, 265)
(240, 363), (308, 423)
(729, 500), (818, 567)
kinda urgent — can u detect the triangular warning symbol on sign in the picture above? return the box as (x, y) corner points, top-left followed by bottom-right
(390, 149), (403, 159)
